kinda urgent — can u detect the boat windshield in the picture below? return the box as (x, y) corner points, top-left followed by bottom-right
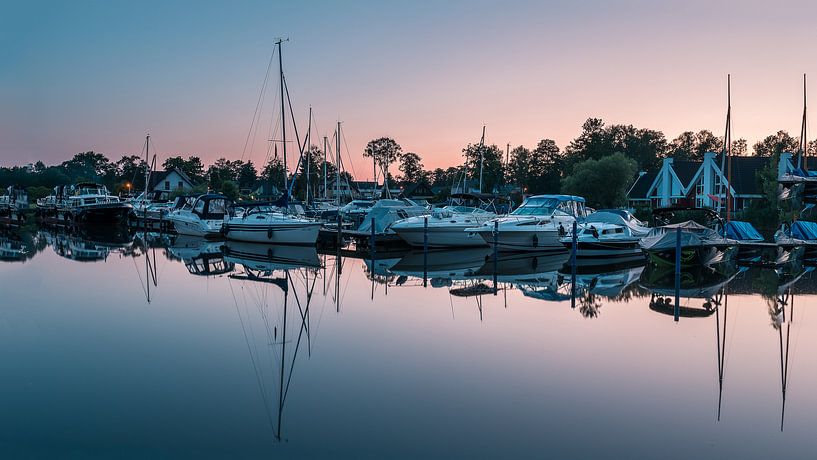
(444, 206), (489, 214)
(511, 197), (579, 217)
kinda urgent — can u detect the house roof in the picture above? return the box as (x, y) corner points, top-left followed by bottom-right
(725, 156), (769, 196)
(672, 161), (702, 186)
(627, 171), (658, 199)
(148, 168), (195, 190)
(400, 182), (435, 198)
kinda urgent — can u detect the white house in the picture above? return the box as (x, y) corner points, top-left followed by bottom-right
(148, 168), (196, 193)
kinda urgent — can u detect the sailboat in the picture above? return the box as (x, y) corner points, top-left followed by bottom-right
(223, 39), (321, 246)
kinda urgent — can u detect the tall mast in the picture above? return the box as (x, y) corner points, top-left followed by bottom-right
(800, 74), (808, 170)
(336, 122), (341, 206)
(719, 75), (732, 220)
(306, 106), (312, 204)
(478, 125), (486, 193)
(323, 136), (328, 200)
(277, 38), (288, 194)
(144, 133), (150, 193)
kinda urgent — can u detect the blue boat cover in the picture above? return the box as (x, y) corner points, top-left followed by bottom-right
(791, 168), (817, 178)
(724, 221), (764, 241)
(791, 221), (817, 240)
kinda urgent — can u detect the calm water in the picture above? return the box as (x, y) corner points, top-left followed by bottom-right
(2, 227), (817, 459)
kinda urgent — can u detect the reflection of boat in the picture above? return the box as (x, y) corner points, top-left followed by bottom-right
(223, 241), (320, 271)
(167, 235), (232, 276)
(569, 264), (646, 299)
(775, 221), (817, 263)
(561, 210), (649, 259)
(639, 263), (740, 318)
(469, 195), (588, 251)
(0, 233), (30, 262)
(389, 247), (491, 281)
(44, 228), (133, 262)
(476, 252), (572, 301)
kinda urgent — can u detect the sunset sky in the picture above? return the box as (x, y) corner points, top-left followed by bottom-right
(3, 0), (817, 179)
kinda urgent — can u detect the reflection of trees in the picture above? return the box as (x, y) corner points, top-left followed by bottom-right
(578, 293), (602, 319)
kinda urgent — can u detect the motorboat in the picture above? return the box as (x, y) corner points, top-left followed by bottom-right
(339, 199), (376, 225)
(391, 205), (497, 248)
(468, 195), (588, 251)
(129, 190), (173, 220)
(639, 207), (738, 267)
(222, 202), (321, 245)
(775, 220), (817, 263)
(37, 183), (132, 225)
(355, 198), (428, 235)
(0, 185), (27, 226)
(165, 194), (230, 238)
(560, 210), (649, 260)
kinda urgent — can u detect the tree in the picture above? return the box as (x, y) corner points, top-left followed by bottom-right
(529, 139), (562, 193)
(363, 137), (403, 184)
(237, 161), (257, 190)
(61, 152), (114, 184)
(669, 130), (723, 161)
(564, 118), (667, 172)
(114, 155), (148, 190)
(506, 146), (532, 188)
(462, 143), (504, 192)
(753, 131), (799, 157)
(561, 152), (638, 208)
(220, 181), (239, 201)
(163, 156), (204, 182)
(398, 152), (427, 185)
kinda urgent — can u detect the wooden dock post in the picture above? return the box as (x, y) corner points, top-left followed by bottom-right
(571, 220), (578, 309)
(493, 220), (499, 295)
(423, 216), (428, 287)
(674, 227), (681, 322)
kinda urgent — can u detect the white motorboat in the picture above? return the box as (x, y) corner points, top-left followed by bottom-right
(560, 210), (649, 260)
(166, 194), (230, 238)
(391, 206), (497, 248)
(356, 198), (428, 235)
(37, 183), (132, 225)
(130, 190), (173, 220)
(468, 195), (588, 251)
(223, 203), (321, 245)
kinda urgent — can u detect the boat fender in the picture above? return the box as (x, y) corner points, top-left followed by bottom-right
(558, 223), (566, 236)
(267, 227), (274, 239)
(532, 234), (538, 247)
(267, 248), (274, 259)
(591, 226), (598, 239)
(222, 223), (230, 233)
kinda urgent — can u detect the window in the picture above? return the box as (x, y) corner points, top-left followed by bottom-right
(178, 181), (184, 190)
(164, 180), (170, 190)
(695, 176), (705, 208)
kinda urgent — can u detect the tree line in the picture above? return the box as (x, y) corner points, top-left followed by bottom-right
(1, 117), (810, 206)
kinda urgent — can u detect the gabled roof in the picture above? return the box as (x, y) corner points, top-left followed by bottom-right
(400, 182), (435, 198)
(672, 161), (702, 186)
(627, 171), (657, 199)
(148, 168), (196, 190)
(724, 156), (770, 196)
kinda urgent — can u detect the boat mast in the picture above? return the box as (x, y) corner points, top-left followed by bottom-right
(719, 75), (732, 221)
(306, 106), (312, 204)
(478, 125), (486, 194)
(144, 133), (150, 194)
(799, 74), (808, 170)
(277, 38), (288, 194)
(336, 122), (341, 206)
(323, 136), (329, 200)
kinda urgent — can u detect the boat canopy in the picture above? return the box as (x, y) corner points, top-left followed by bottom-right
(530, 194), (585, 202)
(723, 221), (764, 242)
(192, 194), (230, 220)
(791, 221), (817, 240)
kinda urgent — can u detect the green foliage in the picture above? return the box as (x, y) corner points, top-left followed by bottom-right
(26, 186), (52, 201)
(363, 137), (403, 179)
(398, 152), (426, 185)
(565, 118), (667, 172)
(163, 156), (205, 182)
(220, 181), (239, 201)
(752, 131), (799, 157)
(561, 153), (637, 208)
(462, 143), (504, 192)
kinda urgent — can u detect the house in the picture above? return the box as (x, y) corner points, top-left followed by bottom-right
(627, 151), (796, 211)
(351, 181), (401, 199)
(148, 168), (196, 193)
(320, 177), (358, 200)
(399, 182), (436, 200)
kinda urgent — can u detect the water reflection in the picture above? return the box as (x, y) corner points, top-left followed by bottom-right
(7, 225), (817, 456)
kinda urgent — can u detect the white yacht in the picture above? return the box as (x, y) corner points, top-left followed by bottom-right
(0, 185), (27, 226)
(130, 190), (173, 220)
(560, 210), (650, 259)
(356, 198), (428, 235)
(391, 205), (497, 248)
(166, 194), (230, 238)
(37, 183), (132, 225)
(468, 195), (588, 251)
(223, 203), (321, 245)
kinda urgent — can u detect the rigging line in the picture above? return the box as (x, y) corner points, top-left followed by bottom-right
(340, 126), (358, 178)
(241, 45), (277, 162)
(228, 279), (277, 433)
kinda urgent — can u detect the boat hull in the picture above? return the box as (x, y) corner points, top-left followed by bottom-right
(644, 244), (737, 267)
(394, 225), (488, 248)
(476, 228), (564, 252)
(169, 218), (224, 238)
(561, 240), (644, 259)
(224, 222), (321, 245)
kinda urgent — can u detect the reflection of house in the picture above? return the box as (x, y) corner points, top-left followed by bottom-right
(627, 152), (796, 210)
(148, 168), (196, 193)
